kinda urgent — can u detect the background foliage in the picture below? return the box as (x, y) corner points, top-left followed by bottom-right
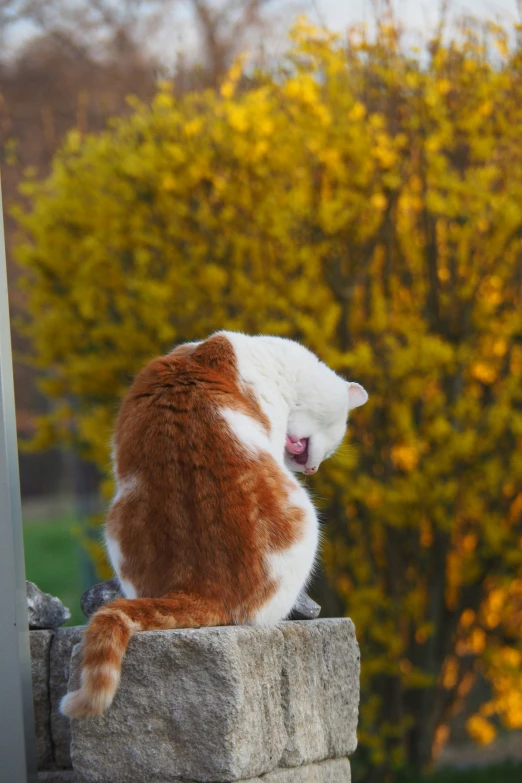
(13, 15), (522, 780)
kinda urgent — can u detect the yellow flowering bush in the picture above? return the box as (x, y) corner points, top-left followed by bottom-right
(13, 18), (522, 777)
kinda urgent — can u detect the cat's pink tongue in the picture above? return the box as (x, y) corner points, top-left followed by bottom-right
(286, 435), (307, 455)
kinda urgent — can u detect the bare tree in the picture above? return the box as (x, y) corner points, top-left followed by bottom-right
(0, 0), (293, 71)
(0, 0), (170, 48)
(0, 0), (296, 498)
(188, 0), (278, 81)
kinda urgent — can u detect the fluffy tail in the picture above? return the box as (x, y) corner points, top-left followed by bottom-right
(60, 593), (225, 718)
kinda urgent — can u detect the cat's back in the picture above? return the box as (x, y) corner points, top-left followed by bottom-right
(115, 335), (254, 475)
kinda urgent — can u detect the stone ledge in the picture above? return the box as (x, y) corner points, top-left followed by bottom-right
(35, 758), (350, 783)
(30, 619), (359, 782)
(68, 619), (359, 783)
(50, 627), (84, 768)
(257, 757), (351, 783)
(280, 620), (359, 767)
(30, 630), (54, 770)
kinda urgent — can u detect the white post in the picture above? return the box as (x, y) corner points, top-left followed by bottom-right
(0, 172), (38, 781)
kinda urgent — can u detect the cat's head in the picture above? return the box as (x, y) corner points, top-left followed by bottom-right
(285, 381), (368, 475)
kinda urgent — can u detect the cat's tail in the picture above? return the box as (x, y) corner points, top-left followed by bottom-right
(60, 593), (225, 718)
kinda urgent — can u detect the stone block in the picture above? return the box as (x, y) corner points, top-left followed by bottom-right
(68, 619), (359, 783)
(27, 581), (70, 629)
(50, 626), (85, 768)
(279, 619), (359, 767)
(70, 625), (287, 783)
(80, 578), (123, 619)
(288, 593), (321, 621)
(30, 630), (54, 770)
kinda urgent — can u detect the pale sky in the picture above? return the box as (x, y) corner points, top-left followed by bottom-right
(153, 0), (522, 69)
(315, 0), (519, 31)
(3, 0), (521, 63)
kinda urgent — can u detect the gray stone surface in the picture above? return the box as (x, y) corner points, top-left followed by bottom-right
(38, 772), (75, 783)
(70, 625), (287, 783)
(279, 619), (359, 768)
(66, 619), (359, 783)
(31, 630), (54, 770)
(27, 581), (71, 629)
(80, 578), (123, 618)
(35, 760), (350, 783)
(288, 593), (321, 621)
(50, 626), (85, 768)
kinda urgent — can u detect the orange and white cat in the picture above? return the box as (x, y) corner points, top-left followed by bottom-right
(61, 332), (368, 718)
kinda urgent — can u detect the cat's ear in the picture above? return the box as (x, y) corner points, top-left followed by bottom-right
(347, 382), (368, 410)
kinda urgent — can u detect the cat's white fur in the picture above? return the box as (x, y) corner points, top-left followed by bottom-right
(105, 476), (139, 599)
(220, 331), (368, 624)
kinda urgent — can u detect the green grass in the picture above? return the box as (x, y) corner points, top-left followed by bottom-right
(23, 514), (88, 626)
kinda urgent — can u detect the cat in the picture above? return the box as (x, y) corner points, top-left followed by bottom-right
(61, 331), (368, 718)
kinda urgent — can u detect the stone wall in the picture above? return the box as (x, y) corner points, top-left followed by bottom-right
(30, 619), (359, 783)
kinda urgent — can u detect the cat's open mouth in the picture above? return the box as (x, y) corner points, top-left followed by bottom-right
(285, 435), (309, 466)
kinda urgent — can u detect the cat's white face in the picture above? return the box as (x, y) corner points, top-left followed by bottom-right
(284, 382), (368, 475)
